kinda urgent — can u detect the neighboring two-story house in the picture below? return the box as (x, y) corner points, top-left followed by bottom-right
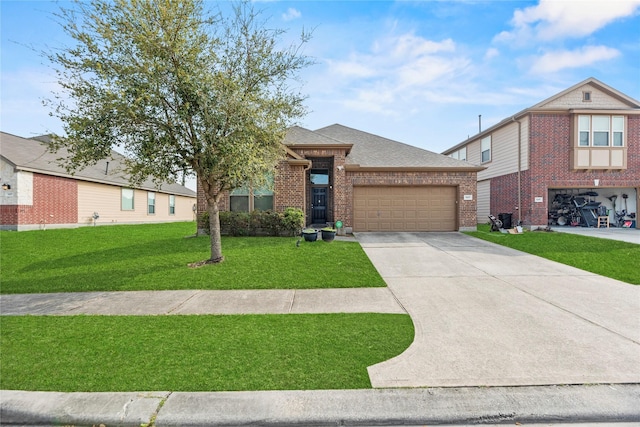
(1, 132), (197, 231)
(443, 78), (639, 230)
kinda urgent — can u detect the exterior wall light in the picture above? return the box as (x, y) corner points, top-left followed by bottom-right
(2, 183), (10, 190)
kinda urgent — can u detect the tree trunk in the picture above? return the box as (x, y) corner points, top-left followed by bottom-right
(207, 198), (225, 264)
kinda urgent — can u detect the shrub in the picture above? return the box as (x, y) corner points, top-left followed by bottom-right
(201, 208), (305, 237)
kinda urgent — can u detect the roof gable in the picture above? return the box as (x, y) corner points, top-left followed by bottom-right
(0, 132), (195, 197)
(532, 77), (640, 110)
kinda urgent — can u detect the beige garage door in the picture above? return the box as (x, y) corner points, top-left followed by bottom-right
(353, 186), (457, 232)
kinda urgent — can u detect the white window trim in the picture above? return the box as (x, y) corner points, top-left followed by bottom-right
(481, 136), (491, 163)
(147, 192), (156, 215)
(121, 188), (134, 211)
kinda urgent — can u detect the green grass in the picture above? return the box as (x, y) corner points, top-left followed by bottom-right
(466, 225), (640, 285)
(0, 222), (385, 294)
(0, 314), (413, 392)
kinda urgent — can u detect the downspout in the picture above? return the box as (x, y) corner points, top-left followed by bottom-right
(512, 116), (522, 225)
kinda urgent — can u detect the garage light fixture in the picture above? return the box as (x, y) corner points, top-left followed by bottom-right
(1, 183), (10, 190)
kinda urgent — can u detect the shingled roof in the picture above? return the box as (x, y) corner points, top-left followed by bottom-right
(0, 132), (196, 197)
(314, 124), (483, 170)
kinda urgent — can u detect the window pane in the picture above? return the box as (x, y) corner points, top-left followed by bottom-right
(592, 116), (610, 131)
(169, 195), (175, 215)
(231, 185), (249, 196)
(481, 150), (490, 163)
(612, 117), (624, 147)
(254, 195), (274, 211)
(593, 131), (609, 146)
(148, 192), (155, 214)
(578, 115), (590, 131)
(459, 147), (467, 161)
(613, 132), (623, 147)
(579, 131), (590, 146)
(230, 195), (249, 212)
(310, 172), (329, 185)
(122, 188), (134, 210)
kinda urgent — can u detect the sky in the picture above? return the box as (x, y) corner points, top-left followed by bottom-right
(2, 0), (640, 160)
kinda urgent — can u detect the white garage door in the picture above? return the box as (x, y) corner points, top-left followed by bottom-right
(353, 186), (457, 232)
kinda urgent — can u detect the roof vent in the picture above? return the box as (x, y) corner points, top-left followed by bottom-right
(582, 91), (592, 102)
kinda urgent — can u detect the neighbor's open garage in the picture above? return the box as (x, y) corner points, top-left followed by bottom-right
(353, 186), (457, 232)
(548, 187), (637, 228)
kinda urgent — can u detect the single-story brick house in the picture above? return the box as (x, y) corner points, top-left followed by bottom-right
(198, 124), (484, 233)
(442, 77), (639, 229)
(0, 132), (197, 231)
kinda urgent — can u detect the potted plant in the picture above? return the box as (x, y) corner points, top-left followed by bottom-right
(301, 228), (318, 242)
(321, 227), (337, 242)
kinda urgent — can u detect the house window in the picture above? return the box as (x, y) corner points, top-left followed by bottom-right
(451, 147), (467, 161)
(582, 91), (591, 102)
(169, 195), (175, 215)
(592, 116), (610, 146)
(230, 176), (274, 212)
(147, 192), (156, 214)
(613, 116), (624, 146)
(481, 136), (491, 163)
(578, 115), (590, 146)
(122, 188), (134, 211)
(577, 115), (625, 147)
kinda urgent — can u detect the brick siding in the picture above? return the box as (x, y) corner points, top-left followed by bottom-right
(491, 113), (640, 227)
(0, 173), (78, 228)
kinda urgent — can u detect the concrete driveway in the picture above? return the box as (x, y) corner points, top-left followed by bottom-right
(359, 232), (640, 388)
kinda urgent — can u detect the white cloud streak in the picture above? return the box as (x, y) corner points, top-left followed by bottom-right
(497, 0), (640, 42)
(282, 7), (301, 21)
(530, 45), (621, 73)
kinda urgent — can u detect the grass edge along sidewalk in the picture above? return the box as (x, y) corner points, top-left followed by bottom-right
(0, 222), (386, 294)
(465, 225), (639, 285)
(0, 313), (414, 392)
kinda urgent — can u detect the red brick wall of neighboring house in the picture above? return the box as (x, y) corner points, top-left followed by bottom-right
(13, 173), (78, 226)
(491, 113), (640, 227)
(0, 205), (19, 225)
(489, 170), (532, 226)
(347, 170), (478, 229)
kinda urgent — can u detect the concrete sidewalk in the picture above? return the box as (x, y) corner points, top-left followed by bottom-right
(0, 288), (405, 316)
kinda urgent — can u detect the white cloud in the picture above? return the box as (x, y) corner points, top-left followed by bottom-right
(319, 33), (469, 113)
(498, 0), (640, 42)
(484, 48), (500, 60)
(282, 7), (301, 21)
(530, 45), (620, 73)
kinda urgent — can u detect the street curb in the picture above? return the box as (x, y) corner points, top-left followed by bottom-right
(2, 384), (639, 426)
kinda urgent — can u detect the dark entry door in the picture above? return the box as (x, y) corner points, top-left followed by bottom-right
(312, 187), (327, 223)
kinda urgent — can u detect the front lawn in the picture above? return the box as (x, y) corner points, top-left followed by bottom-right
(0, 222), (385, 294)
(466, 225), (640, 285)
(0, 314), (413, 392)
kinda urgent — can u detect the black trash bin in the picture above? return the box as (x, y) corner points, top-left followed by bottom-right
(498, 213), (512, 229)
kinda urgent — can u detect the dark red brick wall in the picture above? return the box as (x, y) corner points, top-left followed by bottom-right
(495, 113), (640, 227)
(21, 174), (78, 225)
(1, 174), (78, 228)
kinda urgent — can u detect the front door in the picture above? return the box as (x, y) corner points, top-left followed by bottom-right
(312, 187), (327, 224)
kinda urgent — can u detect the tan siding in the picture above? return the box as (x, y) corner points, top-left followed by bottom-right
(78, 182), (195, 225)
(477, 180), (490, 223)
(466, 139), (481, 165)
(541, 83), (630, 109)
(477, 120), (530, 181)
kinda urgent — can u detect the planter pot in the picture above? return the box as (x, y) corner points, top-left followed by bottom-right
(321, 229), (336, 242)
(302, 231), (318, 242)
